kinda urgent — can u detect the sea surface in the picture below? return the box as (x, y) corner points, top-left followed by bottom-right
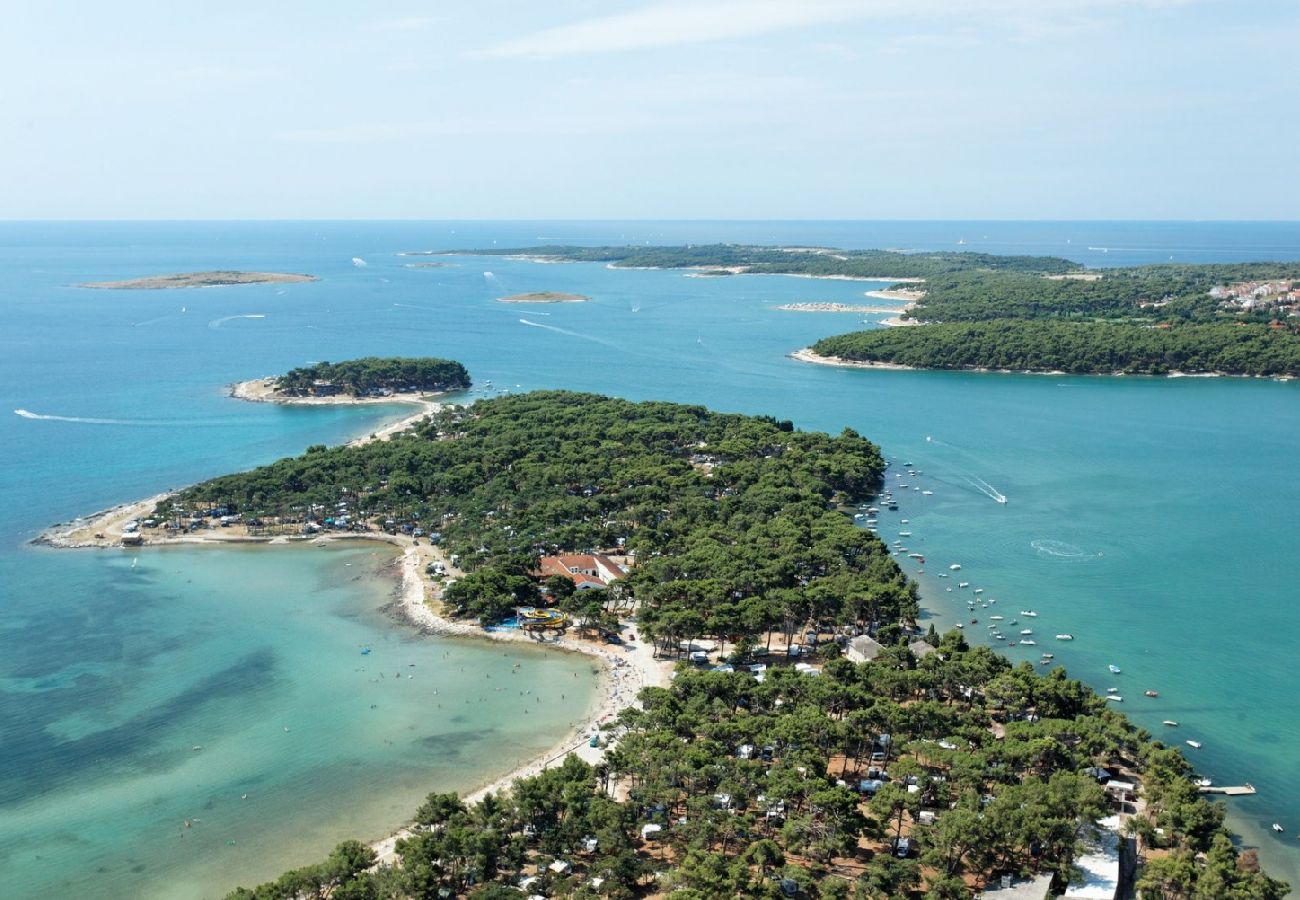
(2, 220), (1298, 896)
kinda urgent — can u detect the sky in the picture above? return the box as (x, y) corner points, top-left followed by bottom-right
(2, 0), (1297, 220)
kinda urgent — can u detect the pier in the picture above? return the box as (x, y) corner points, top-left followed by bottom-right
(1198, 784), (1257, 796)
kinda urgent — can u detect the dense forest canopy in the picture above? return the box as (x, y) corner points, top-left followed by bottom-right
(168, 391), (917, 637)
(185, 388), (1287, 897)
(812, 321), (1300, 377)
(903, 266), (1300, 324)
(227, 634), (1286, 899)
(455, 244), (1081, 278)
(273, 357), (471, 396)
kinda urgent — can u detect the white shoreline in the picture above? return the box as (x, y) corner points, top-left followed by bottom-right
(370, 546), (672, 863)
(788, 347), (1289, 379)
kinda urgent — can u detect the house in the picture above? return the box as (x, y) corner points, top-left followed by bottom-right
(980, 872), (1054, 899)
(846, 635), (884, 663)
(908, 639), (938, 658)
(537, 553), (626, 590)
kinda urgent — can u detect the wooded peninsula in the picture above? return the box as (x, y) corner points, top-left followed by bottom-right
(162, 389), (1283, 898)
(460, 245), (1300, 376)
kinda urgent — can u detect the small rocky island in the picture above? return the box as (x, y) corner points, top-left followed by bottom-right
(496, 291), (589, 304)
(79, 271), (318, 289)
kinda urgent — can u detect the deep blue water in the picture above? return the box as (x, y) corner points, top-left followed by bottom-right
(2, 220), (1298, 896)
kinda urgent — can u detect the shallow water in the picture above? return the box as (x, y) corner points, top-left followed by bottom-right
(3, 220), (1299, 894)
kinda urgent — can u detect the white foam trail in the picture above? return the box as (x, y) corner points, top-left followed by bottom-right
(15, 409), (252, 428)
(963, 475), (1008, 504)
(518, 318), (617, 348)
(16, 409), (162, 426)
(208, 314), (266, 330)
(352, 257), (367, 267)
(132, 314), (172, 327)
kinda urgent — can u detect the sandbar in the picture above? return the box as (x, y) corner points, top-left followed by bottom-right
(496, 292), (589, 304)
(776, 303), (910, 314)
(79, 271), (317, 290)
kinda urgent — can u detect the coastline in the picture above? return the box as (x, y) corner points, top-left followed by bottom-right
(775, 302), (909, 314)
(371, 543), (673, 863)
(32, 387), (675, 875)
(36, 382), (446, 550)
(230, 378), (445, 445)
(788, 347), (1288, 379)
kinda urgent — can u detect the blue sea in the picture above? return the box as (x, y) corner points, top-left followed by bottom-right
(2, 220), (1299, 897)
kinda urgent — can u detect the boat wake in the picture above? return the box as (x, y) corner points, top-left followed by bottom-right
(1030, 539), (1092, 560)
(15, 409), (252, 428)
(519, 318), (616, 348)
(924, 437), (1007, 504)
(964, 475), (1007, 504)
(16, 409), (173, 426)
(208, 314), (266, 330)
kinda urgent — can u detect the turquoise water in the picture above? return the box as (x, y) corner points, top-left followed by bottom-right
(2, 221), (1299, 895)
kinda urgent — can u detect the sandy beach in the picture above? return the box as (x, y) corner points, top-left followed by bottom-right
(230, 378), (445, 445)
(789, 347), (919, 371)
(775, 302), (908, 314)
(371, 542), (673, 863)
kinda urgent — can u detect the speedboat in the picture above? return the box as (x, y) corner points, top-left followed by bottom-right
(1274, 823), (1284, 833)
(1040, 652), (1054, 659)
(899, 531), (912, 537)
(1144, 690), (1159, 698)
(1163, 720), (1179, 727)
(958, 582), (969, 588)
(1020, 629), (1033, 635)
(1105, 695), (1123, 703)
(1186, 740), (1201, 749)
(1056, 634), (1074, 641)
(949, 564), (961, 571)
(1020, 639), (1036, 645)
(973, 588), (983, 594)
(1020, 610), (1038, 617)
(1195, 778), (1212, 787)
(1109, 664), (1121, 674)
(989, 615), (1004, 620)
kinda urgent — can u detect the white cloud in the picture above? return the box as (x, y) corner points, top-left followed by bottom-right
(473, 0), (1193, 59)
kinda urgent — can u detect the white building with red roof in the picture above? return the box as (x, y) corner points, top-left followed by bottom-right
(537, 554), (626, 590)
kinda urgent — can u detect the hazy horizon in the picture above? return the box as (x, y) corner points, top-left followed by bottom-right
(4, 1), (1298, 220)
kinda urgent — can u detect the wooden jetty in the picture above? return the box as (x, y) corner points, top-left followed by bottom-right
(1198, 784), (1257, 796)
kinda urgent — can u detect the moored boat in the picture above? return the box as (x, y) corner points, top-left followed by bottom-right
(1056, 633), (1073, 640)
(1186, 740), (1202, 749)
(1109, 664), (1121, 674)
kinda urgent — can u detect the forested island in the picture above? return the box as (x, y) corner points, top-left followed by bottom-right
(155, 390), (1282, 898)
(271, 357), (471, 397)
(78, 270), (317, 289)
(457, 245), (1300, 377)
